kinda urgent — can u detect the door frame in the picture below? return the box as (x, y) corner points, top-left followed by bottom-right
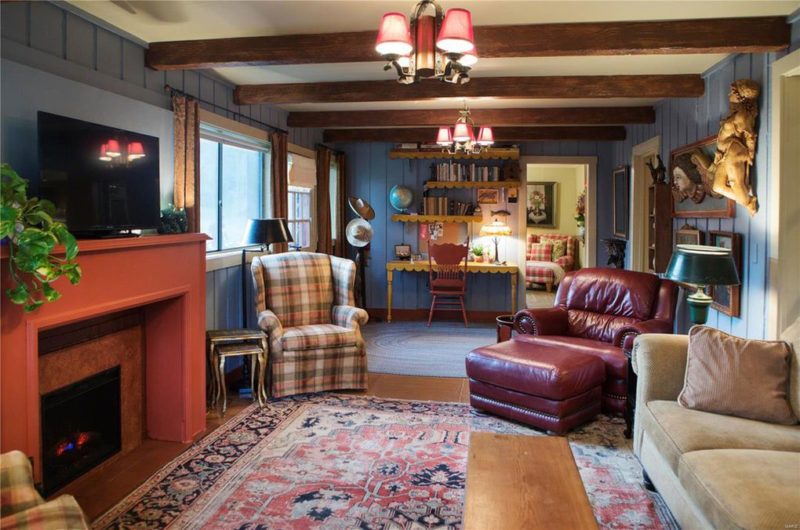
(767, 48), (800, 340)
(517, 156), (597, 302)
(630, 137), (661, 272)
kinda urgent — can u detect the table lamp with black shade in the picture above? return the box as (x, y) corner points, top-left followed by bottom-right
(241, 218), (293, 328)
(665, 244), (740, 325)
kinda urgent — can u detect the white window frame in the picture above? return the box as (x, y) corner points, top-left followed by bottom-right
(288, 185), (316, 251)
(199, 122), (271, 257)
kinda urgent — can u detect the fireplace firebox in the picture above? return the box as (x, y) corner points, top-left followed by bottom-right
(41, 366), (121, 496)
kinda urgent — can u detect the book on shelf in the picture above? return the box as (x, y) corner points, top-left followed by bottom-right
(422, 196), (475, 216)
(431, 161), (501, 182)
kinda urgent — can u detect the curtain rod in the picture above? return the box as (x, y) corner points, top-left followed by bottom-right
(317, 143), (344, 156)
(165, 84), (288, 135)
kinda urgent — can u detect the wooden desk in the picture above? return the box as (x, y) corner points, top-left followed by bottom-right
(464, 433), (598, 530)
(385, 260), (518, 322)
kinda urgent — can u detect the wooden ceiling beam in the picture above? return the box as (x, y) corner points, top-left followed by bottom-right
(145, 17), (789, 70)
(322, 126), (626, 143)
(288, 106), (655, 128)
(235, 75), (704, 105)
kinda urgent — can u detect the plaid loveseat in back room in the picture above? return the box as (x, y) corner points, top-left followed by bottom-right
(525, 234), (578, 290)
(251, 252), (368, 398)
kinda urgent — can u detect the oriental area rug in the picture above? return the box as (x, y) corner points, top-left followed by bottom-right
(93, 395), (678, 529)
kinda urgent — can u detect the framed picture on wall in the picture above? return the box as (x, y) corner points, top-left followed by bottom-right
(708, 231), (742, 317)
(674, 223), (704, 248)
(477, 188), (499, 204)
(670, 136), (736, 218)
(394, 244), (412, 260)
(612, 165), (630, 239)
(526, 182), (557, 228)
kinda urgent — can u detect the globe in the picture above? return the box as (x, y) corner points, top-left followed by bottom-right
(389, 185), (414, 212)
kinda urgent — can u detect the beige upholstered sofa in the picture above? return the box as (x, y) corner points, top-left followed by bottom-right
(632, 334), (800, 530)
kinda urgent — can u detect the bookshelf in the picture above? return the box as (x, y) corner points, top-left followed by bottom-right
(391, 214), (482, 224)
(424, 180), (521, 190)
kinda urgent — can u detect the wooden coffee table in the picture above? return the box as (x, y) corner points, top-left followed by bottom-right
(463, 433), (598, 530)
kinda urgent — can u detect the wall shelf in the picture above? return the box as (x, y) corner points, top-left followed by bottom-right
(391, 214), (482, 224)
(423, 180), (521, 190)
(389, 148), (520, 160)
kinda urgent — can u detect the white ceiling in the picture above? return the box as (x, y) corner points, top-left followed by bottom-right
(71, 1), (799, 42)
(69, 0), (800, 112)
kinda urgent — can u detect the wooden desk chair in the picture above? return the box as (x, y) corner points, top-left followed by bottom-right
(427, 241), (469, 327)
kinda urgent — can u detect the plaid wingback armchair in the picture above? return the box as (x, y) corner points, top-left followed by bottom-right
(525, 234), (578, 291)
(251, 252), (369, 398)
(0, 451), (89, 530)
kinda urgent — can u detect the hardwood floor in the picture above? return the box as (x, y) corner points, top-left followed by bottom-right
(63, 372), (469, 521)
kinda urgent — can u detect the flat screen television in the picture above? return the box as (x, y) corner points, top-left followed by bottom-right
(37, 111), (160, 237)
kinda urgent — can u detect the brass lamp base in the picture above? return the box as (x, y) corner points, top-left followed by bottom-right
(686, 286), (712, 325)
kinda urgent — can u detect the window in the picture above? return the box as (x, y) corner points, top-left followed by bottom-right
(199, 125), (271, 252)
(288, 186), (313, 250)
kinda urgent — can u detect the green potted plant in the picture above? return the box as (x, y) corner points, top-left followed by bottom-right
(471, 243), (485, 263)
(1, 164), (82, 312)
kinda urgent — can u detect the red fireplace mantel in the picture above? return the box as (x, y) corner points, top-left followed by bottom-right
(1, 233), (208, 478)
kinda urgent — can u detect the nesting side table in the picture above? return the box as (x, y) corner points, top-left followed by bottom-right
(207, 329), (268, 414)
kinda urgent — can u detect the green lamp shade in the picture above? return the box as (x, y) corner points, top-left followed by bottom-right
(665, 244), (740, 286)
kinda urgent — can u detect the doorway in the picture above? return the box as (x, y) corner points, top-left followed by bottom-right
(517, 156), (597, 309)
(768, 49), (800, 341)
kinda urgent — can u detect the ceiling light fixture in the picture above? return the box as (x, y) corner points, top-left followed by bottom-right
(436, 103), (494, 154)
(376, 0), (476, 85)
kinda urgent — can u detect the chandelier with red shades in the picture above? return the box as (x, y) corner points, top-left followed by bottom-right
(436, 103), (494, 154)
(376, 0), (476, 85)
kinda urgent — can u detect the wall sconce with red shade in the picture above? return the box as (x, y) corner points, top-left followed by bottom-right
(376, 0), (476, 85)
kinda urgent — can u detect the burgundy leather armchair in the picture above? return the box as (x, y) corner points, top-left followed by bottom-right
(513, 268), (678, 414)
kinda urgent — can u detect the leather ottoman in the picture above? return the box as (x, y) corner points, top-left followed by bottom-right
(466, 339), (605, 434)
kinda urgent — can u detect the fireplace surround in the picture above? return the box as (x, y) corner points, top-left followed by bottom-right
(1, 234), (208, 482)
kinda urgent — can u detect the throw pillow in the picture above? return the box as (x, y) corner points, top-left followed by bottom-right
(529, 242), (553, 262)
(678, 326), (797, 425)
(541, 238), (566, 260)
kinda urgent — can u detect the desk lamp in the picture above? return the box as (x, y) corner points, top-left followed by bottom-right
(241, 219), (293, 327)
(480, 211), (512, 264)
(665, 244), (739, 325)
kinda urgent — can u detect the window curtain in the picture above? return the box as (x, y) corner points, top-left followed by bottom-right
(270, 130), (289, 253)
(316, 146), (333, 254)
(334, 152), (347, 258)
(172, 95), (200, 232)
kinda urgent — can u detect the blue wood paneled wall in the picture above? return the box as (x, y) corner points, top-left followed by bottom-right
(338, 141), (615, 312)
(611, 38), (799, 338)
(0, 1), (322, 149)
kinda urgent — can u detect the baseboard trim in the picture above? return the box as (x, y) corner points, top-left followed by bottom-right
(366, 308), (506, 324)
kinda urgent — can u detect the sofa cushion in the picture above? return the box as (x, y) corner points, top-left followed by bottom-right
(678, 449), (800, 530)
(528, 242), (553, 262)
(281, 324), (356, 351)
(679, 326), (797, 425)
(540, 238), (565, 260)
(466, 339), (605, 400)
(640, 400), (800, 473)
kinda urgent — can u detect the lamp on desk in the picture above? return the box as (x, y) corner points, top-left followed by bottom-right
(480, 211), (512, 265)
(665, 244), (739, 325)
(240, 218), (293, 327)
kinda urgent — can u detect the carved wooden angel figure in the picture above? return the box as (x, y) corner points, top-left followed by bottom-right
(693, 79), (760, 216)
